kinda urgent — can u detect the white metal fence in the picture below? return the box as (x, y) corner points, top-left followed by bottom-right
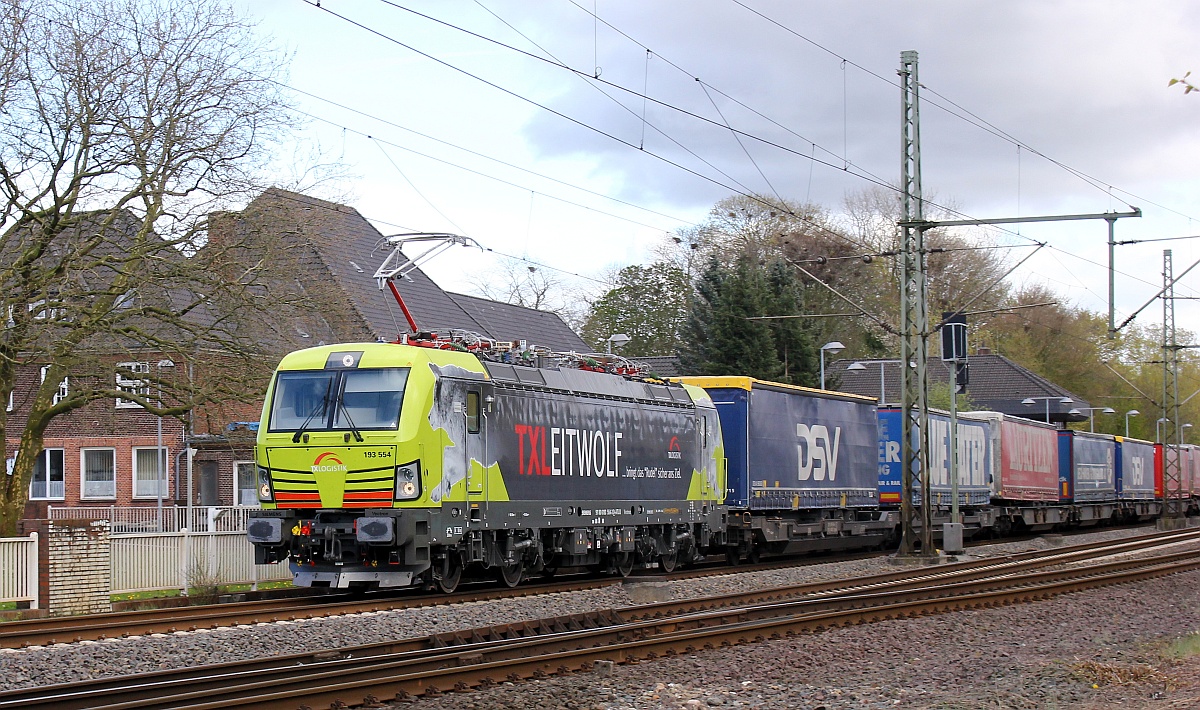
(110, 530), (291, 595)
(49, 505), (260, 534)
(0, 533), (39, 608)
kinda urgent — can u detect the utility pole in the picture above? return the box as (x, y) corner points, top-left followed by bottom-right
(894, 54), (1139, 558)
(898, 50), (934, 557)
(1161, 250), (1186, 527)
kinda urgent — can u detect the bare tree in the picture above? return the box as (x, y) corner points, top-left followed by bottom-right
(0, 0), (294, 534)
(471, 257), (588, 330)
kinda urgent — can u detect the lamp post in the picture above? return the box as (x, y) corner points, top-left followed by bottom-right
(1157, 417), (1170, 442)
(156, 359), (175, 532)
(1021, 396), (1073, 425)
(1183, 423), (1194, 444)
(847, 360), (905, 406)
(1073, 406), (1116, 433)
(819, 341), (845, 390)
(1125, 409), (1139, 438)
(605, 333), (631, 355)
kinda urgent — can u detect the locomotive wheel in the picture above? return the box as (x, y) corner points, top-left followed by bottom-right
(615, 552), (635, 578)
(436, 555), (463, 594)
(497, 559), (523, 588)
(658, 549), (678, 573)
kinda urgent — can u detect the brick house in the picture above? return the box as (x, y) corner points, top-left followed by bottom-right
(16, 188), (588, 518)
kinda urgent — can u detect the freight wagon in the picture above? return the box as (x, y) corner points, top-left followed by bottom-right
(678, 376), (896, 558)
(877, 407), (992, 535)
(1056, 430), (1117, 525)
(961, 411), (1065, 532)
(1115, 436), (1160, 520)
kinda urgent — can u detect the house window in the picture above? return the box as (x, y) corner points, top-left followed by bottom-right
(40, 365), (69, 405)
(29, 449), (65, 500)
(234, 461), (258, 506)
(81, 448), (116, 499)
(133, 446), (168, 499)
(116, 362), (150, 408)
(28, 299), (65, 321)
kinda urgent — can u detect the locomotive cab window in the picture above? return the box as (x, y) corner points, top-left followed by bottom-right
(269, 367), (409, 432)
(466, 391), (481, 434)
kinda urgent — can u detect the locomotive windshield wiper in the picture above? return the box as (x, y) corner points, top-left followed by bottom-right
(338, 401), (364, 442)
(292, 377), (334, 443)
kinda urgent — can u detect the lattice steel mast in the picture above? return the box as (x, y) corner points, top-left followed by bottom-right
(898, 50), (934, 556)
(1162, 249), (1186, 526)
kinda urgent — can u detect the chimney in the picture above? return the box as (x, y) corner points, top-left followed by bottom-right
(976, 345), (992, 355)
(205, 211), (237, 249)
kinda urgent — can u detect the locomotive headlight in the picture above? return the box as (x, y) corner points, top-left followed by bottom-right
(394, 460), (421, 500)
(257, 466), (273, 501)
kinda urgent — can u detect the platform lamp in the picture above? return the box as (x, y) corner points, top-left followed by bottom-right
(1157, 417), (1170, 442)
(819, 341), (845, 390)
(155, 359), (175, 532)
(1124, 409), (1139, 438)
(1073, 406), (1117, 433)
(1022, 396), (1073, 425)
(605, 333), (631, 355)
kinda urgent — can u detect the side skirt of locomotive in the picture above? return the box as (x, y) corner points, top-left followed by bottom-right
(249, 501), (727, 590)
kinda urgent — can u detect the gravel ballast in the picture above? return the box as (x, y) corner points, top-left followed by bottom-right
(4, 527), (1200, 708)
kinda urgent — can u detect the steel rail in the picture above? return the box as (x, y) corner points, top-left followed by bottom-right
(0, 524), (1170, 650)
(49, 553), (1200, 710)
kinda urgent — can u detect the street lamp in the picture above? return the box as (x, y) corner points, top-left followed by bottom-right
(1157, 417), (1170, 442)
(1183, 423), (1194, 444)
(1021, 396), (1073, 425)
(605, 333), (631, 355)
(156, 358), (175, 532)
(819, 341), (845, 390)
(1074, 406), (1116, 433)
(1124, 409), (1139, 438)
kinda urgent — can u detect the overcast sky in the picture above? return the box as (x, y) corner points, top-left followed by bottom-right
(246, 1), (1200, 337)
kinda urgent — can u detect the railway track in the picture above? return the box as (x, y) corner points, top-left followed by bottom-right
(0, 545), (891, 649)
(0, 523), (1165, 649)
(4, 528), (1198, 710)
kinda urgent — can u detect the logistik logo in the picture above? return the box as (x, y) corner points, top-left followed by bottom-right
(311, 452), (348, 473)
(667, 436), (682, 460)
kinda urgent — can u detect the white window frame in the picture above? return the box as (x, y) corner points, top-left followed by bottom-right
(40, 365), (68, 405)
(132, 446), (168, 499)
(29, 448), (65, 501)
(234, 460), (258, 507)
(28, 299), (65, 321)
(116, 361), (150, 409)
(80, 447), (117, 500)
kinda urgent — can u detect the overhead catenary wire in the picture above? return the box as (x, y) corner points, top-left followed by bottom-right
(28, 1), (1200, 314)
(725, 0), (1200, 227)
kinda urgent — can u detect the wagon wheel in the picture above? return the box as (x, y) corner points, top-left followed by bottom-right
(615, 552), (635, 578)
(658, 548), (678, 573)
(725, 547), (740, 566)
(497, 558), (523, 588)
(436, 554), (463, 594)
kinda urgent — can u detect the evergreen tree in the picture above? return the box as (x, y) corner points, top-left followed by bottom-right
(680, 255), (817, 386)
